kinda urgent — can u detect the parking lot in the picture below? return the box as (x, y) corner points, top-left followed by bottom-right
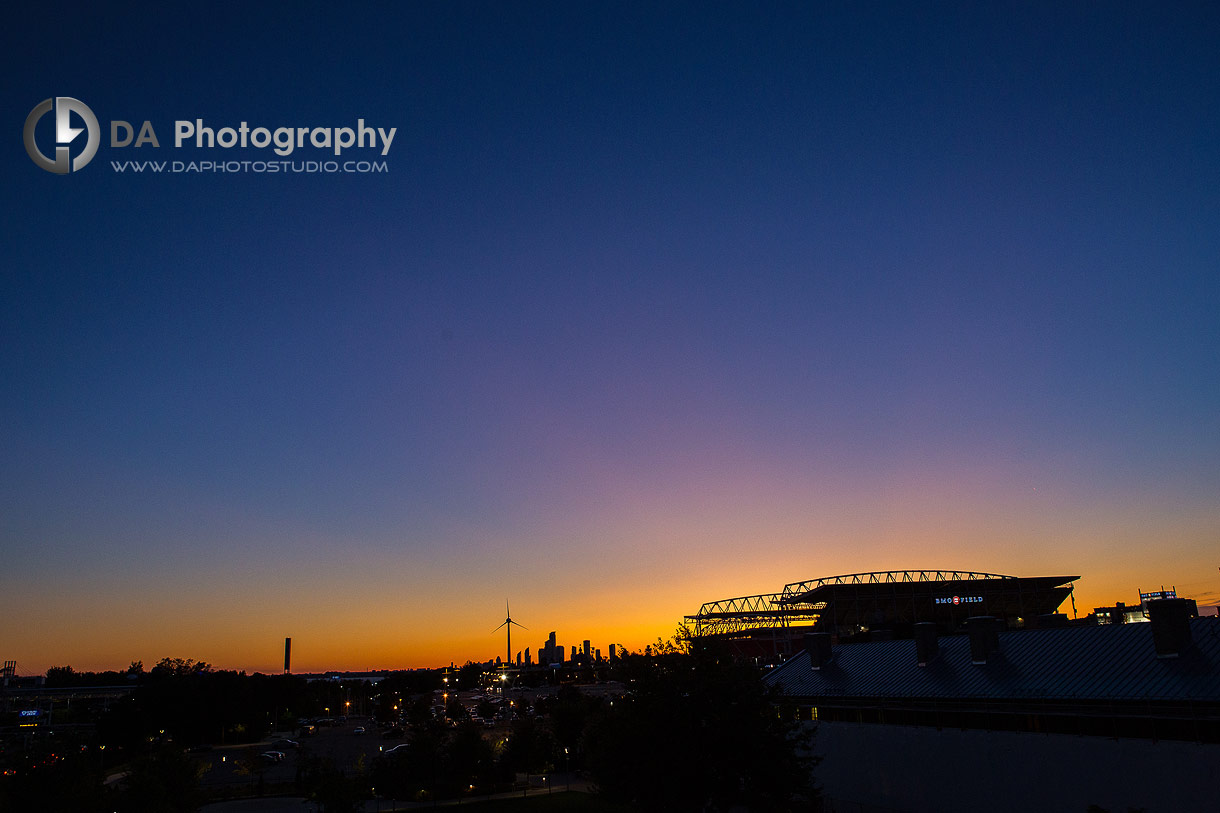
(195, 684), (622, 801)
(197, 717), (393, 794)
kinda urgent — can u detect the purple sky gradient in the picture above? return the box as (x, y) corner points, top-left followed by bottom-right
(2, 2), (1218, 672)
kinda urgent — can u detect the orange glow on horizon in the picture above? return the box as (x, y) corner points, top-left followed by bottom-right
(6, 468), (1217, 676)
(10, 554), (1219, 677)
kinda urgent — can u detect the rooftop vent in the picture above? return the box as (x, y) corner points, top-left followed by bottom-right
(968, 616), (1001, 664)
(1034, 613), (1069, 629)
(805, 632), (832, 670)
(1148, 598), (1196, 658)
(915, 622), (938, 666)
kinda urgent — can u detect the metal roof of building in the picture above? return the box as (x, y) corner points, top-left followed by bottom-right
(765, 618), (1220, 702)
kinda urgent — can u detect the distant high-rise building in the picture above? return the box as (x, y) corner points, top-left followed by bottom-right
(525, 647), (532, 665)
(541, 632), (558, 665)
(609, 644), (617, 661)
(582, 640), (591, 657)
(571, 645), (578, 660)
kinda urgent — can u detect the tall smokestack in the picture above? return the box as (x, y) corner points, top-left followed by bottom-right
(284, 637), (292, 673)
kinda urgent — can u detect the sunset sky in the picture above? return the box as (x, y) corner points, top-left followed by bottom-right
(4, 2), (1219, 674)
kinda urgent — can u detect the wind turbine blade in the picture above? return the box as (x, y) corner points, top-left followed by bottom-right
(492, 620), (509, 632)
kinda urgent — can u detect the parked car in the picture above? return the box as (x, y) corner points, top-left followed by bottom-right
(260, 751), (285, 763)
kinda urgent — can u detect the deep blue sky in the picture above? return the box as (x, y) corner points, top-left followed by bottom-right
(3, 2), (1219, 671)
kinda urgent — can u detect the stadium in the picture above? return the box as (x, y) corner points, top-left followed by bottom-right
(686, 569), (1079, 659)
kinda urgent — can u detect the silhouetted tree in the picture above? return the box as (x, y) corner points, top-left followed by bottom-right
(116, 747), (204, 812)
(455, 661), (483, 689)
(150, 657), (211, 677)
(98, 668), (312, 751)
(44, 664), (136, 687)
(544, 685), (602, 761)
(584, 645), (817, 812)
(499, 716), (559, 775)
(371, 713), (447, 800)
(0, 748), (109, 812)
(405, 695), (435, 728)
(439, 720), (496, 795)
(234, 748), (269, 796)
(300, 754), (363, 813)
(446, 696), (469, 722)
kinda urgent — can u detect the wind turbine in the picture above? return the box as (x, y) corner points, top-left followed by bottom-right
(493, 600), (527, 667)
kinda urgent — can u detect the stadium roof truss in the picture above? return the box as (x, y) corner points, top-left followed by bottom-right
(779, 570), (1015, 602)
(685, 593), (826, 638)
(687, 570), (1021, 639)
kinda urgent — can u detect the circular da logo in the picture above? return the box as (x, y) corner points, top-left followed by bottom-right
(24, 97), (100, 174)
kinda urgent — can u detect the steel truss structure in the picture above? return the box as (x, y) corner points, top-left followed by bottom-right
(686, 569), (1077, 659)
(685, 593), (824, 638)
(778, 570), (1013, 601)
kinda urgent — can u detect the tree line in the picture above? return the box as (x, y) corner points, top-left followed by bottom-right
(2, 645), (819, 811)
